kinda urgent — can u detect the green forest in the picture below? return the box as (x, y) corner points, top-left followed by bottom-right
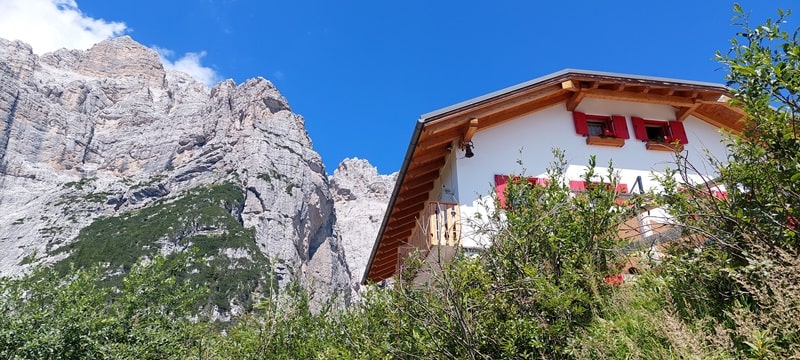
(2, 6), (799, 359)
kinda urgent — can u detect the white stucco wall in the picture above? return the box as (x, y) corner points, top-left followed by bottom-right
(453, 99), (731, 248)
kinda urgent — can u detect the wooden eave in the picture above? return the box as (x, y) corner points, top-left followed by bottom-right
(362, 69), (746, 284)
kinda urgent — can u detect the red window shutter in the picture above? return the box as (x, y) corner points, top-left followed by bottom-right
(573, 112), (589, 136)
(631, 117), (648, 141)
(611, 116), (629, 139)
(494, 175), (543, 208)
(494, 175), (508, 207)
(616, 183), (629, 193)
(669, 121), (689, 144)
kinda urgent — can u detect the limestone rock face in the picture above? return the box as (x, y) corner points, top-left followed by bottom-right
(0, 36), (352, 307)
(330, 158), (397, 285)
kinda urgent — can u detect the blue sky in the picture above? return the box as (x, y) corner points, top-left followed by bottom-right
(0, 1), (796, 174)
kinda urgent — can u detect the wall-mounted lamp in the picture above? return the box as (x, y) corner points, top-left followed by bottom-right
(464, 141), (475, 158)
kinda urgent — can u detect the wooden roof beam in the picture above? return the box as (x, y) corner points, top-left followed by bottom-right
(386, 208), (421, 226)
(371, 261), (399, 278)
(397, 181), (433, 201)
(675, 103), (701, 121)
(691, 109), (746, 132)
(400, 171), (439, 192)
(712, 95), (747, 116)
(411, 150), (447, 166)
(384, 222), (416, 236)
(380, 235), (413, 249)
(478, 91), (571, 129)
(459, 118), (479, 149)
(385, 233), (416, 247)
(380, 228), (413, 242)
(372, 255), (395, 268)
(581, 88), (696, 107)
(375, 243), (398, 255)
(566, 91), (586, 111)
(366, 266), (393, 281)
(426, 118), (471, 136)
(426, 86), (564, 134)
(406, 158), (445, 178)
(424, 84), (562, 133)
(419, 128), (461, 148)
(394, 196), (431, 214)
(397, 178), (435, 194)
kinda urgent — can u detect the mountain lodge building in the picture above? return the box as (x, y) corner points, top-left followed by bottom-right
(362, 69), (745, 284)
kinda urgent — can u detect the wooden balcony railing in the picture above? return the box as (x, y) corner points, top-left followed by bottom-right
(397, 201), (463, 275)
(426, 201), (461, 247)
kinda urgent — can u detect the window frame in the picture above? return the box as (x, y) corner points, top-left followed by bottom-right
(573, 112), (630, 147)
(631, 116), (689, 151)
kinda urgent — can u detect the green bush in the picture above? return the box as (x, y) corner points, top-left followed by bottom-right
(0, 255), (206, 359)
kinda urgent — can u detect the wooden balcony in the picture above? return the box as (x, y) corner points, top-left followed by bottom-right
(426, 201), (461, 247)
(397, 201), (462, 275)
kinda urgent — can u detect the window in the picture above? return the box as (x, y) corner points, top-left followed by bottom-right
(631, 117), (688, 151)
(573, 112), (629, 147)
(645, 123), (669, 142)
(587, 119), (612, 137)
(494, 175), (546, 208)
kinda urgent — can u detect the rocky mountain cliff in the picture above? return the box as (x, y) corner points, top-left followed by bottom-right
(0, 36), (394, 314)
(330, 158), (397, 286)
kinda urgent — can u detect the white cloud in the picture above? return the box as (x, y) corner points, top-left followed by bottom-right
(0, 0), (126, 54)
(0, 0), (221, 88)
(154, 47), (221, 88)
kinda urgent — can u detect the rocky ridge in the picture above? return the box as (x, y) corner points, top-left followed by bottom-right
(330, 158), (397, 286)
(0, 36), (394, 312)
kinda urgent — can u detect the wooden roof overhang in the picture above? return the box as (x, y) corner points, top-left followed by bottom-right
(362, 69), (746, 283)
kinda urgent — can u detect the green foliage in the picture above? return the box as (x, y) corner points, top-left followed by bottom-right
(651, 5), (800, 358)
(63, 177), (95, 190)
(52, 182), (273, 312)
(339, 151), (643, 359)
(18, 249), (37, 266)
(83, 191), (110, 203)
(0, 255), (206, 359)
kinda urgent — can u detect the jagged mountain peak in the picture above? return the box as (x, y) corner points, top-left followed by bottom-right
(39, 35), (166, 88)
(0, 35), (380, 313)
(330, 157), (397, 284)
